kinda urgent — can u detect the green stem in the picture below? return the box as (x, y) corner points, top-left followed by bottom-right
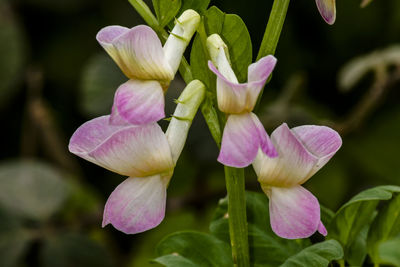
(224, 166), (249, 267)
(257, 0), (290, 60)
(128, 2), (249, 265)
(338, 259), (345, 267)
(255, 0), (290, 111)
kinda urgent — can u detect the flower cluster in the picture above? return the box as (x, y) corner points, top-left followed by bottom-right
(206, 34), (342, 239)
(69, 10), (202, 234)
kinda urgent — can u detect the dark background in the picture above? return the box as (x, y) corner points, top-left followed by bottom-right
(1, 0), (399, 266)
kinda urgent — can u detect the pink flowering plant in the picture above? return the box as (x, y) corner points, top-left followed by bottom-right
(66, 0), (400, 266)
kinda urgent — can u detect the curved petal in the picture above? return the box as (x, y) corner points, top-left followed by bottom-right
(255, 123), (319, 187)
(292, 125), (342, 181)
(110, 80), (165, 125)
(208, 57), (275, 114)
(69, 116), (173, 177)
(98, 25), (174, 81)
(218, 113), (276, 168)
(102, 175), (167, 234)
(263, 185), (323, 239)
(96, 26), (130, 67)
(315, 0), (336, 25)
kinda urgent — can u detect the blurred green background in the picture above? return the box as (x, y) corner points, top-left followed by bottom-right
(1, 0), (400, 266)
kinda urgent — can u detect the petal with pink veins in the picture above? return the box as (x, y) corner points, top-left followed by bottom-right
(110, 79), (165, 125)
(218, 113), (276, 168)
(263, 185), (324, 239)
(102, 175), (167, 234)
(315, 0), (336, 25)
(69, 116), (173, 177)
(97, 25), (174, 81)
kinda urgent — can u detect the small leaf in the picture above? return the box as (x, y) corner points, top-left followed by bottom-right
(179, 0), (210, 15)
(280, 240), (343, 267)
(0, 160), (69, 221)
(41, 232), (114, 267)
(328, 186), (400, 261)
(0, 209), (31, 267)
(210, 191), (310, 266)
(378, 238), (400, 266)
(367, 193), (400, 264)
(155, 231), (233, 267)
(152, 0), (181, 27)
(80, 54), (125, 116)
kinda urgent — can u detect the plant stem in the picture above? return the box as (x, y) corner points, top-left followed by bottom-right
(224, 166), (249, 267)
(338, 259), (345, 267)
(255, 0), (290, 111)
(257, 0), (290, 60)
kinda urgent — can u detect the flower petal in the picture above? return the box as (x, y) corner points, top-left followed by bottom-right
(315, 0), (336, 25)
(254, 123), (319, 187)
(96, 26), (129, 66)
(218, 113), (276, 168)
(102, 175), (167, 234)
(98, 25), (174, 81)
(264, 185), (322, 239)
(110, 79), (165, 125)
(247, 55), (277, 83)
(69, 116), (173, 177)
(291, 125), (342, 181)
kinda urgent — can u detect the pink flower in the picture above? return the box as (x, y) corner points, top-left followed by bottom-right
(207, 34), (278, 167)
(69, 80), (205, 234)
(253, 123), (342, 239)
(315, 0), (336, 25)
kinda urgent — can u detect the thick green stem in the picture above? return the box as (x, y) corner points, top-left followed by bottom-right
(224, 166), (249, 267)
(257, 0), (290, 60)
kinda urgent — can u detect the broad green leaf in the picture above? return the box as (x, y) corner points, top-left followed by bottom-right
(179, 0), (210, 15)
(41, 233), (114, 267)
(0, 209), (31, 267)
(80, 54), (125, 116)
(210, 191), (310, 266)
(190, 33), (215, 91)
(155, 231), (233, 267)
(378, 238), (400, 266)
(153, 254), (197, 267)
(328, 186), (400, 260)
(280, 240), (343, 267)
(346, 225), (369, 266)
(367, 193), (400, 264)
(0, 160), (69, 221)
(153, 0), (181, 27)
(0, 3), (25, 107)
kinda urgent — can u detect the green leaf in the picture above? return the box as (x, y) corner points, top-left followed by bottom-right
(0, 160), (69, 221)
(210, 191), (309, 266)
(328, 186), (400, 261)
(179, 0), (210, 15)
(203, 6), (252, 83)
(280, 240), (343, 267)
(153, 0), (181, 27)
(0, 209), (31, 267)
(80, 54), (125, 116)
(154, 231), (233, 267)
(0, 3), (25, 107)
(346, 225), (369, 266)
(367, 193), (400, 264)
(200, 93), (222, 146)
(41, 232), (114, 267)
(378, 238), (400, 266)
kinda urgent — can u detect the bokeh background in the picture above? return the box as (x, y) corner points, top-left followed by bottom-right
(1, 0), (400, 266)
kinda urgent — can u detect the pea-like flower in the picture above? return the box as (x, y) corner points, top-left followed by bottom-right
(207, 34), (278, 168)
(315, 0), (336, 25)
(69, 80), (205, 234)
(253, 123), (342, 239)
(96, 10), (200, 125)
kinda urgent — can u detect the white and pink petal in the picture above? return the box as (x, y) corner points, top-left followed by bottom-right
(254, 123), (319, 187)
(97, 25), (174, 81)
(69, 116), (173, 177)
(218, 113), (276, 168)
(315, 0), (336, 25)
(110, 79), (165, 125)
(102, 175), (167, 234)
(263, 185), (326, 239)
